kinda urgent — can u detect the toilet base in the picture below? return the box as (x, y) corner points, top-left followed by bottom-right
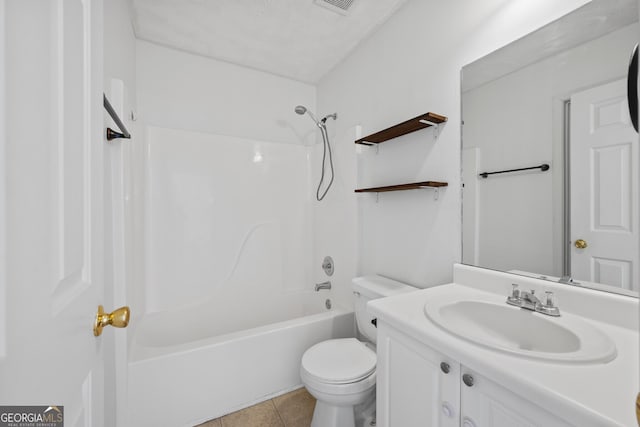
(308, 387), (376, 427)
(311, 400), (356, 427)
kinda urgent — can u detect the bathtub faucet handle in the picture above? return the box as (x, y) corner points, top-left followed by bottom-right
(315, 281), (332, 291)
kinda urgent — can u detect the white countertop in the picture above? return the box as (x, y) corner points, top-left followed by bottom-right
(367, 266), (639, 427)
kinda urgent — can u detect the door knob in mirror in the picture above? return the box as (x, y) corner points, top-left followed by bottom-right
(574, 239), (588, 249)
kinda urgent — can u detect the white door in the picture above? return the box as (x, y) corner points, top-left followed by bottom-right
(570, 79), (640, 291)
(0, 1), (109, 425)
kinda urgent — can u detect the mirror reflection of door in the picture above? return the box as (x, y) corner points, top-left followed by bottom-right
(569, 79), (639, 291)
(460, 0), (640, 297)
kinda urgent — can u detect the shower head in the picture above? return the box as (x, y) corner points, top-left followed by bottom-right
(294, 105), (320, 127)
(295, 105), (337, 128)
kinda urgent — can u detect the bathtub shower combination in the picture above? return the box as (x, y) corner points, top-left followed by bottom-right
(129, 298), (353, 426)
(126, 125), (352, 426)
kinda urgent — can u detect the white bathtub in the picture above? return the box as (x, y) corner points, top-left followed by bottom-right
(127, 293), (354, 427)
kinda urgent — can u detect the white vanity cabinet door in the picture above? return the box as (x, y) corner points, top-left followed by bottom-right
(377, 323), (460, 427)
(460, 369), (574, 427)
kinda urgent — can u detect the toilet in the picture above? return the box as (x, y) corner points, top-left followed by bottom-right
(300, 275), (416, 427)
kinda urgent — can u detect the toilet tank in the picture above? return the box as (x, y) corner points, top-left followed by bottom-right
(352, 275), (416, 344)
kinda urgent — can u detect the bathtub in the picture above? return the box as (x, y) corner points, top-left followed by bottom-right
(127, 292), (354, 427)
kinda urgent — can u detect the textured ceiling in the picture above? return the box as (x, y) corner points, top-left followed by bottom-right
(462, 0), (638, 92)
(131, 0), (409, 83)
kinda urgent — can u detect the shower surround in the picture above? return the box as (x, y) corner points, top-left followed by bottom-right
(126, 125), (354, 425)
(142, 126), (312, 312)
(122, 41), (358, 426)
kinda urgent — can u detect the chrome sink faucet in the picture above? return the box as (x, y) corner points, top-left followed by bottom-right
(315, 281), (332, 291)
(520, 289), (541, 310)
(506, 284), (560, 316)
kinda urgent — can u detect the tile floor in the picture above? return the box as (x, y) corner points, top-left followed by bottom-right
(196, 387), (316, 427)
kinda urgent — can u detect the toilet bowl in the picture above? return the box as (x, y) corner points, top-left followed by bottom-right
(300, 276), (416, 427)
(301, 338), (376, 427)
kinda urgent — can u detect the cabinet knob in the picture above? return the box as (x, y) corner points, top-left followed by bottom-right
(462, 417), (477, 427)
(441, 402), (454, 418)
(440, 362), (450, 374)
(462, 373), (475, 387)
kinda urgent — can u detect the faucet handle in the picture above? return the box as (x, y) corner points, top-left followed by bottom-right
(536, 291), (561, 316)
(506, 284), (521, 306)
(543, 291), (556, 307)
(511, 284), (520, 298)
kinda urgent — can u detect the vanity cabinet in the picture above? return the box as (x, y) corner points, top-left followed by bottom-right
(376, 323), (460, 427)
(460, 368), (573, 427)
(377, 323), (573, 427)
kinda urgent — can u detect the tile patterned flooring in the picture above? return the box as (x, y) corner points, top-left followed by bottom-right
(196, 387), (316, 427)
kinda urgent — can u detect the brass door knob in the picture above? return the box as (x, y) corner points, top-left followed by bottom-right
(574, 239), (588, 249)
(94, 305), (130, 336)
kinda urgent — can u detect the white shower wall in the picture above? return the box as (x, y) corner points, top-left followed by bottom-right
(135, 41), (321, 314)
(144, 126), (312, 312)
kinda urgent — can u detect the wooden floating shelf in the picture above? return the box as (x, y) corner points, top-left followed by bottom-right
(355, 112), (448, 145)
(355, 181), (448, 193)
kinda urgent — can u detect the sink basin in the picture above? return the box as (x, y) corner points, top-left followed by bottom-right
(424, 296), (617, 363)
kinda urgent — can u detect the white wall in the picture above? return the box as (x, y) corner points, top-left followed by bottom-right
(103, 1), (137, 426)
(316, 0), (591, 289)
(0, 0), (6, 361)
(136, 40), (316, 145)
(102, 1), (140, 325)
(463, 23), (638, 277)
(104, 0), (136, 106)
(135, 41), (318, 313)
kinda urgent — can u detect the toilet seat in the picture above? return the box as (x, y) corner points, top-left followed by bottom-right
(301, 338), (376, 385)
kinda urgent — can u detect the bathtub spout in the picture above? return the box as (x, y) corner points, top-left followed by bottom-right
(315, 281), (332, 291)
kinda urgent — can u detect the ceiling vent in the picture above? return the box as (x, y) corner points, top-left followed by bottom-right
(314, 0), (356, 15)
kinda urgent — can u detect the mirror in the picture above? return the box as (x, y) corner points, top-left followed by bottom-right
(461, 0), (639, 297)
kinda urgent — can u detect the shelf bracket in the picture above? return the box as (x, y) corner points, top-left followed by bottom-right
(419, 186), (440, 201)
(356, 142), (380, 153)
(419, 119), (440, 138)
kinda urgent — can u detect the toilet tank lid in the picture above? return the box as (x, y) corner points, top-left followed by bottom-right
(352, 275), (416, 299)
